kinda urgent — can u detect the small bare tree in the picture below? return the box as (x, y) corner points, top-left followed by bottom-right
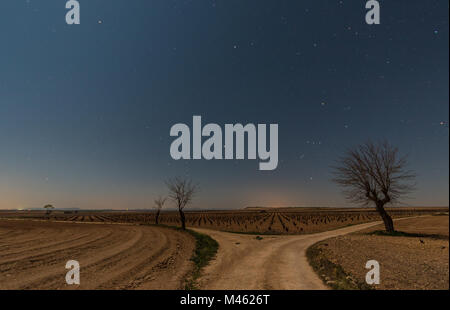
(166, 178), (198, 230)
(332, 141), (415, 232)
(44, 204), (54, 216)
(154, 196), (166, 225)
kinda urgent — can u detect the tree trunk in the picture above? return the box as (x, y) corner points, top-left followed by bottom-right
(376, 202), (394, 233)
(179, 209), (186, 230)
(155, 210), (160, 225)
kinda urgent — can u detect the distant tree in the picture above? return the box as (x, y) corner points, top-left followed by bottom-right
(44, 204), (54, 216)
(332, 141), (416, 232)
(154, 196), (167, 225)
(166, 178), (198, 230)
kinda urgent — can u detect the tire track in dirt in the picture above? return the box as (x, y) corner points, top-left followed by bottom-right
(0, 220), (195, 289)
(0, 229), (114, 267)
(0, 232), (93, 258)
(122, 229), (195, 289)
(20, 228), (143, 289)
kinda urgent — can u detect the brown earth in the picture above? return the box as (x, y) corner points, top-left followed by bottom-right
(192, 220), (393, 289)
(0, 213), (446, 290)
(0, 219), (195, 289)
(360, 214), (449, 237)
(310, 216), (449, 290)
(192, 216), (445, 290)
(2, 207), (446, 235)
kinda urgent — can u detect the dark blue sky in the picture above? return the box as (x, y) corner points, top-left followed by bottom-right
(0, 0), (448, 209)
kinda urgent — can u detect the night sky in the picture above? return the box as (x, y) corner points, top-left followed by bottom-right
(0, 0), (448, 210)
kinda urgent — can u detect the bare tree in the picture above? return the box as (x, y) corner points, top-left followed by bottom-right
(154, 196), (167, 225)
(44, 204), (54, 216)
(166, 178), (198, 230)
(332, 141), (415, 232)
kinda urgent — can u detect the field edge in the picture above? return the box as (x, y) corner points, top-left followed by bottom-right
(183, 229), (219, 290)
(306, 240), (373, 290)
(141, 223), (219, 290)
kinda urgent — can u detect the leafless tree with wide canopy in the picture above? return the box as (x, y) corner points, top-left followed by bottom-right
(332, 141), (416, 232)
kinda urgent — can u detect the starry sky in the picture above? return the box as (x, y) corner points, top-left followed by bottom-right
(0, 0), (448, 210)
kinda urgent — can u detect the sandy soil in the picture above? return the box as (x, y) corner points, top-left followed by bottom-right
(312, 216), (449, 290)
(0, 219), (195, 289)
(192, 220), (398, 290)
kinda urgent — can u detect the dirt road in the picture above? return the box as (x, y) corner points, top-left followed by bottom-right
(193, 220), (398, 290)
(0, 219), (195, 289)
